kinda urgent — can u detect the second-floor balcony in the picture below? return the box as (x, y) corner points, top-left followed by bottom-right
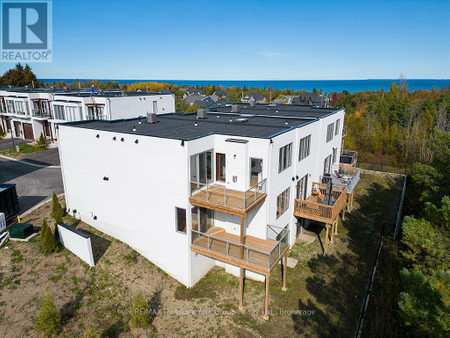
(191, 225), (289, 275)
(330, 165), (361, 194)
(32, 109), (52, 119)
(294, 182), (347, 224)
(189, 179), (267, 217)
(87, 113), (107, 120)
(340, 150), (358, 166)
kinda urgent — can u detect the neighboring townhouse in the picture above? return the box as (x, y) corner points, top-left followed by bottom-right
(57, 103), (359, 318)
(242, 92), (266, 104)
(182, 94), (205, 106)
(295, 92), (330, 107)
(182, 88), (205, 99)
(0, 87), (175, 141)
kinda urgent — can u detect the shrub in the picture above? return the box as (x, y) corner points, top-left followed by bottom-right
(40, 218), (56, 254)
(83, 326), (101, 338)
(38, 133), (46, 147)
(0, 125), (5, 138)
(50, 192), (64, 224)
(131, 291), (149, 328)
(35, 291), (61, 336)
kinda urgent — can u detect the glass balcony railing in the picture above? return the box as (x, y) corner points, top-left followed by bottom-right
(190, 179), (267, 211)
(32, 109), (52, 118)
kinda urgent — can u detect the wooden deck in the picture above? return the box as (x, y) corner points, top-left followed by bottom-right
(191, 227), (289, 275)
(294, 183), (347, 224)
(190, 185), (267, 216)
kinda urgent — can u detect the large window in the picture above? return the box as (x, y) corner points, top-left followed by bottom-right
(190, 150), (213, 190)
(191, 207), (213, 233)
(324, 154), (332, 175)
(54, 105), (65, 120)
(66, 106), (79, 121)
(6, 100), (14, 113)
(332, 148), (337, 164)
(278, 143), (292, 173)
(250, 158), (263, 186)
(299, 135), (311, 161)
(176, 207), (186, 234)
(15, 101), (25, 115)
(326, 123), (334, 142)
(335, 119), (341, 136)
(276, 187), (290, 218)
(86, 104), (105, 120)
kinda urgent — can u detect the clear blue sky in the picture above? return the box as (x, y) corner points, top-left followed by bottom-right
(1, 0), (449, 80)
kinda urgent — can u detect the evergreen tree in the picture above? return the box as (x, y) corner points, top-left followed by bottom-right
(40, 218), (56, 254)
(35, 290), (61, 336)
(0, 63), (42, 87)
(38, 133), (46, 146)
(50, 192), (64, 224)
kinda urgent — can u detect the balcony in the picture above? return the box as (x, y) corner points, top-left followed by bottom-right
(330, 165), (360, 194)
(294, 182), (347, 224)
(32, 109), (52, 119)
(191, 225), (289, 275)
(189, 179), (267, 217)
(340, 150), (358, 166)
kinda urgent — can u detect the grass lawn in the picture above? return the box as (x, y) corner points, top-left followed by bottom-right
(0, 173), (403, 337)
(1, 144), (48, 159)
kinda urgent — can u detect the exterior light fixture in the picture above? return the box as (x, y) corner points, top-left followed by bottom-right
(132, 126), (136, 132)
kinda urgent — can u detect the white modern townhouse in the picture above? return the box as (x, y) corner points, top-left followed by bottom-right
(57, 103), (360, 318)
(0, 87), (175, 141)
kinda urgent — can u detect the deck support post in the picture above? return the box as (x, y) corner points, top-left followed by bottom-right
(342, 206), (346, 221)
(282, 253), (287, 291)
(239, 267), (244, 309)
(334, 218), (338, 235)
(264, 275), (270, 320)
(324, 224), (329, 255)
(351, 192), (355, 211)
(240, 216), (245, 259)
(331, 220), (335, 244)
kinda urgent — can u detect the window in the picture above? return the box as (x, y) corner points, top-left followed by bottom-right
(324, 155), (332, 175)
(278, 143), (292, 173)
(298, 135), (311, 161)
(276, 187), (290, 218)
(190, 150), (213, 190)
(191, 207), (213, 233)
(332, 148), (337, 163)
(153, 101), (158, 113)
(250, 158), (263, 186)
(6, 100), (14, 113)
(326, 123), (334, 142)
(335, 119), (341, 136)
(176, 207), (186, 233)
(66, 106), (79, 121)
(86, 104), (105, 119)
(15, 101), (25, 114)
(216, 153), (226, 182)
(296, 174), (308, 200)
(54, 105), (65, 120)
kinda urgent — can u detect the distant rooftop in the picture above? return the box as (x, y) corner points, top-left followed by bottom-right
(0, 86), (172, 98)
(61, 104), (342, 141)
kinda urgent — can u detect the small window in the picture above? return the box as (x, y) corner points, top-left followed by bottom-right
(176, 207), (186, 233)
(332, 148), (337, 163)
(335, 119), (341, 136)
(299, 135), (311, 161)
(276, 187), (290, 218)
(326, 123), (334, 143)
(278, 143), (292, 173)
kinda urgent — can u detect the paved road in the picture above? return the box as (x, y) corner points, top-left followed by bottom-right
(22, 148), (60, 166)
(0, 157), (63, 214)
(0, 137), (27, 151)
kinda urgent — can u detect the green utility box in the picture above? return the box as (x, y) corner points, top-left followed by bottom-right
(9, 223), (34, 239)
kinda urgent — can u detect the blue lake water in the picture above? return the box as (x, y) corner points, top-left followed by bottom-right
(42, 79), (450, 94)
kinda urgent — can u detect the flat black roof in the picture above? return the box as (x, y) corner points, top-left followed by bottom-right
(61, 104), (342, 141)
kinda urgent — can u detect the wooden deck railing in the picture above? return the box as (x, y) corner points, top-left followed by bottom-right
(294, 183), (347, 223)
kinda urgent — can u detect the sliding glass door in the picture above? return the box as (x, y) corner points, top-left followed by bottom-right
(190, 150), (213, 191)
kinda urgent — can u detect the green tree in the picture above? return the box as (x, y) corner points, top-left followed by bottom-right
(50, 192), (64, 224)
(40, 218), (56, 254)
(38, 133), (46, 147)
(398, 269), (449, 337)
(35, 290), (61, 336)
(0, 63), (42, 87)
(131, 291), (149, 328)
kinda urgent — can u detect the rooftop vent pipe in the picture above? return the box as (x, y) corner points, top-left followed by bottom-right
(250, 100), (255, 107)
(147, 112), (157, 124)
(197, 108), (208, 119)
(231, 105), (240, 113)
